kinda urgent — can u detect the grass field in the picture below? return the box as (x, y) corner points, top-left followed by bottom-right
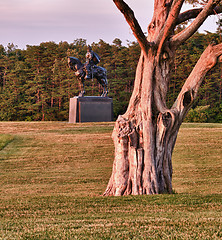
(0, 122), (221, 239)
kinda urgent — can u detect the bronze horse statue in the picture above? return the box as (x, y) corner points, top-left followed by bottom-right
(68, 57), (108, 97)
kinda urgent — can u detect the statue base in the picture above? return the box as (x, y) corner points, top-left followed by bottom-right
(69, 96), (113, 123)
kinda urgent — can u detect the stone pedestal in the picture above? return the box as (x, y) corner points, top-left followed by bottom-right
(69, 96), (113, 123)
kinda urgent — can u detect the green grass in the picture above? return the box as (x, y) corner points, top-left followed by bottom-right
(0, 134), (14, 151)
(0, 122), (221, 239)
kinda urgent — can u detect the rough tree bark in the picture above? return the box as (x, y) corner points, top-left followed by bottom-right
(104, 0), (222, 196)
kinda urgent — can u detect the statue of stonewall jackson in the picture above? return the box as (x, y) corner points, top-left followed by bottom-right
(68, 45), (108, 97)
(85, 45), (101, 79)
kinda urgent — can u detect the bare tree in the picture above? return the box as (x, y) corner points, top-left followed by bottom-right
(104, 0), (222, 196)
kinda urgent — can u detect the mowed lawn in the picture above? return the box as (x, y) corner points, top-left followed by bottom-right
(0, 122), (221, 239)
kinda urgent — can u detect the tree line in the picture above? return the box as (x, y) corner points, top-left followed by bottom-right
(0, 32), (221, 122)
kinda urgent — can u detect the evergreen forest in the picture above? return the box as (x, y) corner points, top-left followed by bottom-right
(0, 32), (221, 122)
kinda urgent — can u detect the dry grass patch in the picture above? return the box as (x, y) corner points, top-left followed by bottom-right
(0, 122), (221, 239)
(0, 122), (114, 199)
(173, 125), (222, 194)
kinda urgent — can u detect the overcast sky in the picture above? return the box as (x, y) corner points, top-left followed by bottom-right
(0, 0), (219, 49)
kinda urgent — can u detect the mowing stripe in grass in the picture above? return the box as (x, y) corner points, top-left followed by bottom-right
(0, 134), (14, 151)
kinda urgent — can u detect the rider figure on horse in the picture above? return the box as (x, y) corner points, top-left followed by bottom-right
(85, 45), (100, 79)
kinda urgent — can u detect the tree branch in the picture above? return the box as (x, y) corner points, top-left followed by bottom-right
(172, 43), (222, 119)
(156, 0), (185, 59)
(177, 5), (222, 25)
(113, 0), (151, 54)
(172, 0), (221, 46)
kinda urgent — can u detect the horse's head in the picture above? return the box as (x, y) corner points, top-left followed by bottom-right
(68, 57), (85, 79)
(68, 57), (75, 70)
(68, 57), (83, 71)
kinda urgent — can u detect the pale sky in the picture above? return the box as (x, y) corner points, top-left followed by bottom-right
(0, 0), (219, 49)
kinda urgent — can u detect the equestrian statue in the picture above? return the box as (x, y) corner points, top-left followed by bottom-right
(68, 45), (108, 97)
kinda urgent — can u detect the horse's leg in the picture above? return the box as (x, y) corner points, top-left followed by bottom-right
(101, 79), (108, 97)
(98, 78), (105, 97)
(102, 83), (106, 97)
(81, 80), (85, 97)
(105, 79), (108, 97)
(78, 79), (85, 97)
(95, 74), (107, 97)
(103, 77), (108, 97)
(78, 80), (82, 97)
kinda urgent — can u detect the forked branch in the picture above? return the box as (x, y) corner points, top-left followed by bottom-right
(113, 0), (151, 53)
(176, 5), (222, 25)
(172, 0), (221, 46)
(173, 43), (222, 118)
(156, 0), (185, 57)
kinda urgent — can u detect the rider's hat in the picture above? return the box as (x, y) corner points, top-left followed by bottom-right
(87, 45), (92, 51)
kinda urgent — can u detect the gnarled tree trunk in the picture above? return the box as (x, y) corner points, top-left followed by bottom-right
(104, 0), (222, 196)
